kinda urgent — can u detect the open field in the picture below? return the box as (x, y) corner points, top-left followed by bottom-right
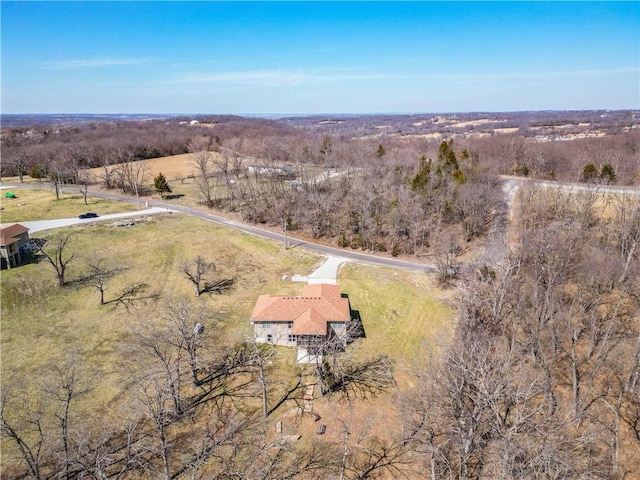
(1, 214), (316, 396)
(1, 212), (454, 404)
(0, 187), (138, 223)
(86, 153), (197, 182)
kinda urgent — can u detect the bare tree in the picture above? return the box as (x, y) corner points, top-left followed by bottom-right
(31, 233), (75, 286)
(133, 322), (186, 416)
(163, 298), (211, 385)
(189, 136), (217, 207)
(135, 375), (173, 480)
(432, 229), (464, 286)
(612, 196), (640, 283)
(3, 140), (31, 183)
(77, 178), (90, 205)
(129, 161), (149, 205)
(0, 383), (48, 480)
(181, 255), (216, 296)
(44, 357), (91, 480)
(86, 256), (117, 305)
(248, 339), (276, 419)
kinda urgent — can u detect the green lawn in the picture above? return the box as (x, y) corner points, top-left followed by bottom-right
(339, 263), (455, 366)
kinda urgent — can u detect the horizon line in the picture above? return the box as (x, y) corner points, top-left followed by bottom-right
(3, 108), (639, 117)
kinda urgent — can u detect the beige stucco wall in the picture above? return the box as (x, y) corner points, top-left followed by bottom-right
(253, 321), (296, 346)
(253, 320), (348, 346)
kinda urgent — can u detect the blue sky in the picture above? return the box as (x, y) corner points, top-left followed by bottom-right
(1, 1), (638, 114)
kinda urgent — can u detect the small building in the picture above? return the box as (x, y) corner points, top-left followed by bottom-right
(250, 284), (353, 363)
(247, 164), (294, 178)
(0, 224), (30, 269)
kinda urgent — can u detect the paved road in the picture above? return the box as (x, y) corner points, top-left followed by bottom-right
(0, 182), (438, 273)
(3, 177), (638, 274)
(160, 201), (438, 273)
(501, 176), (640, 196)
(0, 207), (174, 233)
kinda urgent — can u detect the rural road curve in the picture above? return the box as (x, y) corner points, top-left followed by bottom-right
(153, 201), (439, 273)
(0, 182), (438, 273)
(3, 177), (638, 274)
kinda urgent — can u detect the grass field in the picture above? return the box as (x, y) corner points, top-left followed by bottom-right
(0, 188), (138, 223)
(2, 155), (456, 448)
(339, 263), (454, 366)
(86, 153), (198, 183)
(1, 214), (319, 399)
(1, 172), (456, 477)
(1, 209), (454, 401)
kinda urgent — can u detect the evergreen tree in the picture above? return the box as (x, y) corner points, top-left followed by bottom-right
(154, 172), (172, 199)
(582, 162), (598, 182)
(600, 163), (616, 184)
(411, 155), (431, 191)
(438, 139), (458, 172)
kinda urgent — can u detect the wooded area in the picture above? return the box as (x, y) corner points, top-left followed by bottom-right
(1, 112), (639, 478)
(2, 112), (638, 260)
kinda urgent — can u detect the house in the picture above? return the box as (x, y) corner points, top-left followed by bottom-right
(0, 224), (30, 269)
(247, 164), (294, 177)
(250, 284), (353, 363)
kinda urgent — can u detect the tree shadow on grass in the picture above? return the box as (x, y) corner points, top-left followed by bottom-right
(202, 278), (235, 295)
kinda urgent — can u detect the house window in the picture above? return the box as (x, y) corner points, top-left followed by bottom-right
(288, 335), (296, 343)
(331, 322), (345, 330)
(261, 322), (272, 329)
(287, 321), (293, 329)
(267, 334), (273, 343)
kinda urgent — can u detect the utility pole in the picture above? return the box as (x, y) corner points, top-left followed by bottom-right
(134, 182), (140, 210)
(283, 217), (287, 250)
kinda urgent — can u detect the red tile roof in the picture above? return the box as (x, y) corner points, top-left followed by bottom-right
(293, 307), (326, 335)
(302, 284), (342, 298)
(0, 224), (29, 247)
(251, 284), (350, 336)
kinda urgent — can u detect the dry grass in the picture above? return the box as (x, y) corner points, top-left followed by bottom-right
(1, 176), (457, 475)
(84, 152), (232, 184)
(1, 214), (319, 402)
(85, 153), (196, 182)
(0, 188), (138, 223)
